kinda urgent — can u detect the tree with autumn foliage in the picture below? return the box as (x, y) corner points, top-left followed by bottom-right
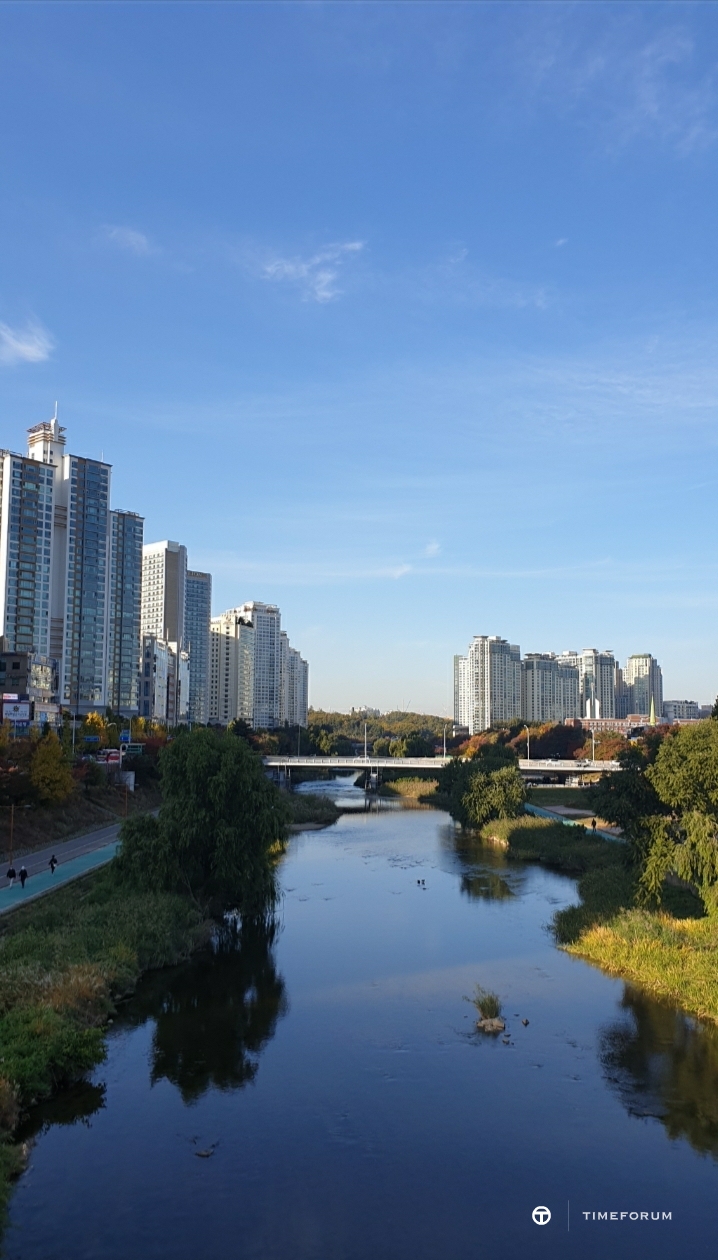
(29, 731), (75, 804)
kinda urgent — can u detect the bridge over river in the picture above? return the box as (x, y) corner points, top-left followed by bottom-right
(263, 755), (621, 777)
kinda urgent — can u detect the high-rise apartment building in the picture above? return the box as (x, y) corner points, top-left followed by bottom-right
(280, 635), (309, 728)
(454, 636), (521, 734)
(453, 654), (471, 729)
(557, 649), (616, 719)
(141, 541), (188, 724)
(185, 570), (211, 725)
(139, 634), (188, 723)
(209, 602), (308, 729)
(0, 447), (55, 657)
(235, 602), (281, 729)
(209, 610), (254, 726)
(624, 654), (663, 720)
(61, 453), (112, 711)
(1, 417), (141, 717)
(107, 510), (143, 716)
(141, 541), (187, 646)
(521, 654), (580, 724)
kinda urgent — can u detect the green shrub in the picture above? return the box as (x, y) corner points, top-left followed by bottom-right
(0, 1007), (105, 1102)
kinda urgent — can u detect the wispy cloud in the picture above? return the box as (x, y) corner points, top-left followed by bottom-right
(522, 17), (718, 155)
(102, 225), (155, 256)
(259, 240), (364, 303)
(0, 321), (54, 366)
(424, 541), (441, 558)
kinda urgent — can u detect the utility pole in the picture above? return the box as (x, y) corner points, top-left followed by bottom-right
(364, 721), (368, 760)
(591, 728), (596, 763)
(443, 724), (447, 757)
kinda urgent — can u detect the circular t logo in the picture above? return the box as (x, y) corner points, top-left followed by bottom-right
(532, 1206), (551, 1226)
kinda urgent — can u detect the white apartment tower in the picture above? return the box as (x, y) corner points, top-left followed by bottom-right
(209, 602), (308, 729)
(521, 654), (580, 724)
(624, 654), (663, 720)
(235, 601), (281, 729)
(454, 636), (521, 734)
(557, 649), (616, 720)
(141, 540), (187, 646)
(209, 610), (254, 726)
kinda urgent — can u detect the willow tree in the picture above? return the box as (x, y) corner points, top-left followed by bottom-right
(116, 728), (290, 913)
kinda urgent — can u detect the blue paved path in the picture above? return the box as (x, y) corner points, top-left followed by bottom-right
(0, 839), (121, 915)
(524, 801), (623, 842)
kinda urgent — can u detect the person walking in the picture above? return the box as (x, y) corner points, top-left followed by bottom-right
(49, 855), (58, 876)
(19, 865), (28, 890)
(591, 817), (597, 833)
(6, 865), (15, 887)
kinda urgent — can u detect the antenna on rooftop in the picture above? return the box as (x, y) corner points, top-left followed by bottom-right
(53, 401), (58, 421)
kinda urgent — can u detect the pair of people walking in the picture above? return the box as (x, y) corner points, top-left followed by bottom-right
(5, 854), (58, 890)
(6, 864), (28, 889)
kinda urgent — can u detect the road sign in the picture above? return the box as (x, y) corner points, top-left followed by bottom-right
(84, 735), (100, 743)
(120, 730), (131, 743)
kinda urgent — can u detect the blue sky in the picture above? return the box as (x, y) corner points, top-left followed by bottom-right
(1, 1), (717, 714)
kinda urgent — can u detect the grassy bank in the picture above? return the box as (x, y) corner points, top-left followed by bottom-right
(284, 792), (341, 827)
(379, 777), (439, 800)
(0, 866), (211, 1218)
(486, 815), (714, 1021)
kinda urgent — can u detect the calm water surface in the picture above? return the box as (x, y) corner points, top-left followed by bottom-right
(6, 788), (718, 1259)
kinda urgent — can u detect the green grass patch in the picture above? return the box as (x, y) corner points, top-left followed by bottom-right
(568, 911), (718, 1024)
(379, 778), (438, 799)
(284, 793), (341, 826)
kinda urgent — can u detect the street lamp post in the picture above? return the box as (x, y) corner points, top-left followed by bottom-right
(443, 724), (447, 757)
(524, 725), (530, 761)
(591, 728), (596, 763)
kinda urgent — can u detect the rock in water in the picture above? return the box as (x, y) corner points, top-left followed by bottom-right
(476, 1017), (505, 1033)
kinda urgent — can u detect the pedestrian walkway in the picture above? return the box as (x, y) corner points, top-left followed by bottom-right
(524, 801), (623, 843)
(0, 839), (122, 914)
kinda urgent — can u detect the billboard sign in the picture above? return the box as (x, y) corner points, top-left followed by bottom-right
(3, 701), (30, 722)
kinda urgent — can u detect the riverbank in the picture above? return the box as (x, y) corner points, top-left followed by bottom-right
(484, 815), (718, 1022)
(0, 866), (213, 1219)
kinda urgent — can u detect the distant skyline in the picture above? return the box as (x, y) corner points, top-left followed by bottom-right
(1, 2), (718, 713)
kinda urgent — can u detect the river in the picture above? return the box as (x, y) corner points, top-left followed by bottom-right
(5, 782), (718, 1258)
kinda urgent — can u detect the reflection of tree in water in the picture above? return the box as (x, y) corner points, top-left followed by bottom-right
(125, 917), (287, 1103)
(17, 1081), (106, 1144)
(437, 823), (520, 902)
(460, 872), (514, 901)
(600, 986), (718, 1157)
